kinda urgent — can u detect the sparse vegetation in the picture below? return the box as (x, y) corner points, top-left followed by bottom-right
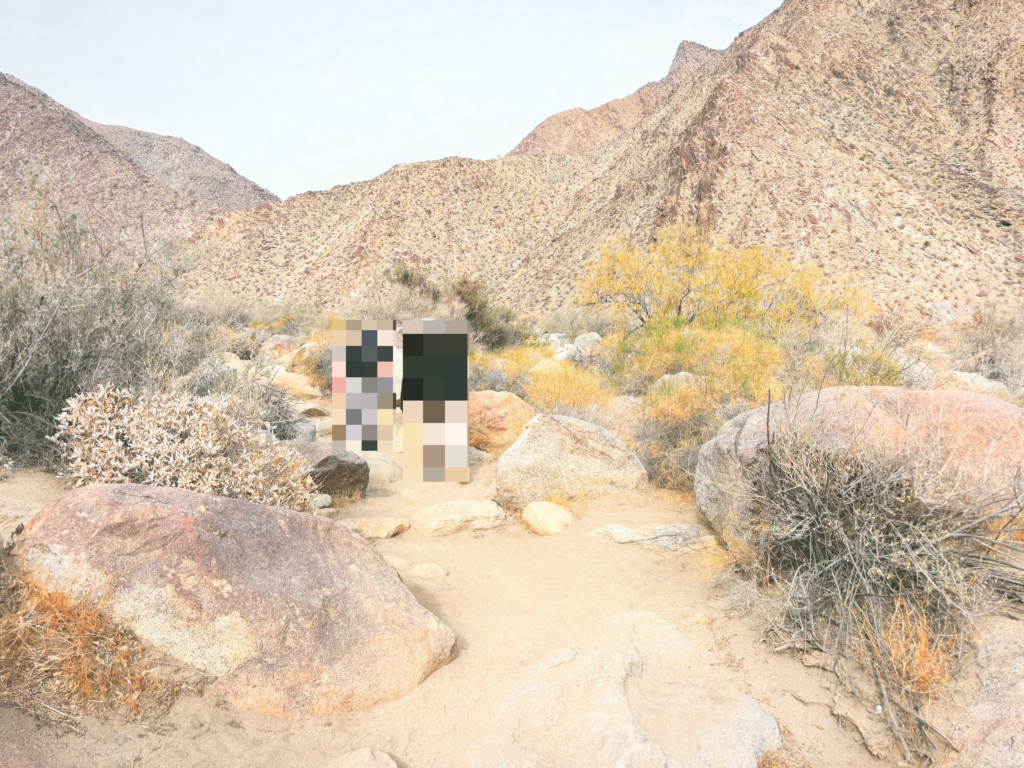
(0, 560), (197, 725)
(0, 190), (211, 464)
(744, 425), (1024, 760)
(54, 387), (316, 512)
(956, 303), (1024, 397)
(579, 224), (854, 330)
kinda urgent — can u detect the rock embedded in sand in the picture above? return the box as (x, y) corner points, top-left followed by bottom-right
(356, 450), (403, 484)
(467, 390), (537, 455)
(495, 414), (647, 514)
(328, 750), (398, 768)
(591, 523), (716, 552)
(522, 501), (573, 535)
(412, 500), (506, 536)
(468, 610), (780, 768)
(695, 386), (1024, 549)
(341, 517), (410, 539)
(285, 441), (370, 498)
(300, 404), (330, 417)
(17, 484), (455, 718)
(410, 563), (448, 580)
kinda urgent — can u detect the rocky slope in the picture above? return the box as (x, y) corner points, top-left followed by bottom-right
(0, 73), (274, 244)
(195, 0), (1024, 317)
(85, 121), (279, 211)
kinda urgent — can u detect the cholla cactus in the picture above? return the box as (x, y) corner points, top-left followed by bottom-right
(53, 387), (315, 512)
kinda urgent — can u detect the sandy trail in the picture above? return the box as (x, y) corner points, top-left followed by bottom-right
(0, 457), (905, 768)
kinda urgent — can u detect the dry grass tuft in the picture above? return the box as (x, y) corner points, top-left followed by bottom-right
(746, 427), (1024, 760)
(289, 336), (331, 394)
(0, 562), (199, 726)
(525, 361), (611, 414)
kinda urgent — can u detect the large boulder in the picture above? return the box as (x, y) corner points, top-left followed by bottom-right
(495, 415), (647, 513)
(16, 485), (455, 718)
(286, 441), (370, 498)
(467, 390), (537, 455)
(695, 386), (1024, 548)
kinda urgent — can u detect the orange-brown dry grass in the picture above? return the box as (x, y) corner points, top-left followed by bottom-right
(874, 597), (953, 698)
(0, 563), (192, 726)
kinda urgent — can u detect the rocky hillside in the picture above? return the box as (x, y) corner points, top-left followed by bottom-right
(0, 73), (274, 244)
(181, 0), (1024, 315)
(85, 121), (279, 211)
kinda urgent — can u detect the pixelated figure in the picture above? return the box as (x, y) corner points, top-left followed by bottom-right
(401, 319), (469, 483)
(331, 318), (396, 452)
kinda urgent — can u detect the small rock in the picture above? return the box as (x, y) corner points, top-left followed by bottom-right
(412, 500), (505, 536)
(545, 332), (568, 350)
(356, 451), (404, 484)
(553, 346), (584, 363)
(300, 404), (330, 417)
(311, 494), (333, 510)
(657, 371), (697, 387)
(572, 332), (603, 358)
(327, 749), (398, 768)
(940, 370), (1011, 397)
(522, 501), (573, 536)
(591, 523), (715, 552)
(341, 518), (410, 539)
(468, 390), (537, 454)
(468, 446), (492, 466)
(281, 417), (317, 442)
(260, 334), (299, 354)
(410, 563), (447, 580)
(285, 442), (370, 498)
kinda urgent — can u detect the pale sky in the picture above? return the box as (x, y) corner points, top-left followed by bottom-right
(1, 1), (783, 199)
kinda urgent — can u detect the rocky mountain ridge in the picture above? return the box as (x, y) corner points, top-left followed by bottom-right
(0, 73), (276, 242)
(194, 0), (1024, 317)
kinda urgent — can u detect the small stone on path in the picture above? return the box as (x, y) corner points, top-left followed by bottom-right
(410, 563), (448, 580)
(522, 501), (573, 536)
(591, 523), (715, 552)
(412, 500), (505, 536)
(341, 517), (410, 539)
(311, 494), (332, 509)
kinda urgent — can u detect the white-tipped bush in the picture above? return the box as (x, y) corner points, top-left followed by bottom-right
(53, 387), (315, 512)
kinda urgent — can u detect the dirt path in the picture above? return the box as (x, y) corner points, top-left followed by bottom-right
(0, 456), (907, 768)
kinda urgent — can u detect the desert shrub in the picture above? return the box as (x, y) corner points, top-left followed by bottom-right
(468, 346), (550, 396)
(187, 285), (327, 341)
(382, 263), (529, 349)
(0, 194), (211, 463)
(289, 338), (331, 395)
(352, 281), (466, 325)
(745, 427), (1024, 760)
(955, 304), (1024, 396)
(525, 361), (611, 418)
(540, 305), (619, 339)
(579, 224), (858, 329)
(448, 276), (531, 349)
(53, 387), (316, 512)
(0, 560), (197, 725)
(178, 356), (299, 438)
